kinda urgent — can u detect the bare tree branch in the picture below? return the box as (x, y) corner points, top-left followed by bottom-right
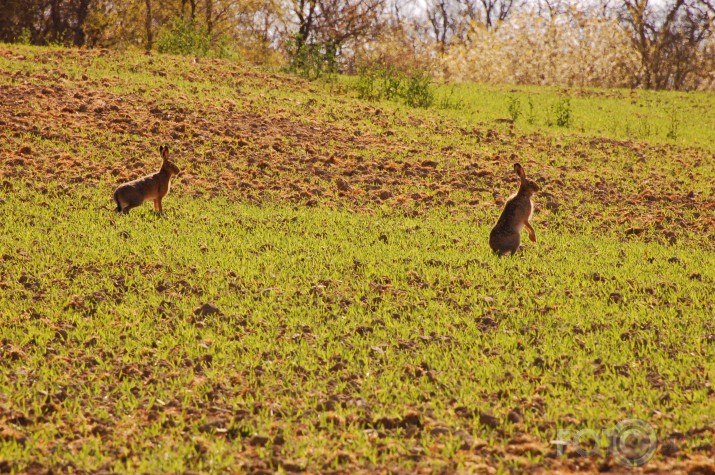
(620, 0), (713, 89)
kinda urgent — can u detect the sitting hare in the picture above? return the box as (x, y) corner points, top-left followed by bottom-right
(113, 145), (180, 214)
(489, 163), (540, 255)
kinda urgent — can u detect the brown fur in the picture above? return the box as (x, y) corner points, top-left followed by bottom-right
(113, 145), (180, 214)
(489, 163), (540, 255)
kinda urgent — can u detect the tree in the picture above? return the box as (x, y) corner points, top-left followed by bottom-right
(426, 0), (453, 53)
(0, 0), (95, 46)
(620, 0), (714, 89)
(424, 0), (518, 54)
(477, 0), (517, 29)
(182, 0), (198, 21)
(145, 0), (153, 51)
(206, 0), (213, 34)
(288, 0), (386, 50)
(222, 0), (286, 60)
(0, 0), (36, 43)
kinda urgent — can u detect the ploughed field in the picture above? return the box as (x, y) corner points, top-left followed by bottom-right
(1, 45), (714, 474)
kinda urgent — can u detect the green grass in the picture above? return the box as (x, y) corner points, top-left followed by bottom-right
(2, 183), (714, 473)
(337, 71), (715, 151)
(1, 43), (714, 473)
(426, 82), (715, 152)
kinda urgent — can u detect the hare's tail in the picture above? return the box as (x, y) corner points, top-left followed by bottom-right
(113, 192), (122, 212)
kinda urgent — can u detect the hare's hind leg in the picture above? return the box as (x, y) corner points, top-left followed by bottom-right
(113, 194), (122, 212)
(121, 197), (142, 214)
(115, 189), (143, 214)
(490, 232), (520, 256)
(525, 222), (536, 243)
(114, 197), (133, 214)
(120, 203), (139, 214)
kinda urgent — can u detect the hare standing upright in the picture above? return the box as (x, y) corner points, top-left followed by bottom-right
(489, 163), (540, 255)
(113, 145), (180, 214)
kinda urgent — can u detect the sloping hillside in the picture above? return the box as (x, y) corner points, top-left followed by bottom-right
(1, 45), (713, 248)
(1, 45), (714, 474)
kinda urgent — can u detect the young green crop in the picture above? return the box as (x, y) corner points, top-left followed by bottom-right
(1, 183), (713, 473)
(0, 43), (713, 474)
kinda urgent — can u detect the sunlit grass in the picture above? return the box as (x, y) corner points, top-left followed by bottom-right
(1, 184), (714, 472)
(0, 43), (714, 473)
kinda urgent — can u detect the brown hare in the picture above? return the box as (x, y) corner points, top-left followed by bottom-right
(113, 145), (180, 214)
(489, 163), (540, 255)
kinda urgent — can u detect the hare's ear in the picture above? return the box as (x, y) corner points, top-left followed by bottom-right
(160, 145), (169, 161)
(514, 163), (526, 181)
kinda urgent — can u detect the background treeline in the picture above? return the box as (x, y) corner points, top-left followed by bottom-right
(1, 0), (713, 90)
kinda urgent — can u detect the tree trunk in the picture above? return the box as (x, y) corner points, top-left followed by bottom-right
(145, 0), (153, 52)
(181, 0), (197, 21)
(206, 0), (213, 36)
(72, 0), (91, 46)
(49, 0), (63, 44)
(295, 0), (317, 49)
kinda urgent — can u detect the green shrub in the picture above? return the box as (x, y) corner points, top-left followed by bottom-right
(525, 96), (537, 125)
(666, 106), (680, 140)
(403, 72), (434, 108)
(157, 18), (211, 56)
(286, 36), (338, 80)
(381, 67), (403, 101)
(355, 68), (379, 101)
(16, 28), (32, 45)
(507, 95), (522, 122)
(351, 66), (435, 109)
(354, 66), (404, 102)
(549, 97), (573, 127)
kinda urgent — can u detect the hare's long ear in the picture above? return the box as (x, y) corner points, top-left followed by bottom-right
(160, 145), (169, 161)
(514, 163), (526, 181)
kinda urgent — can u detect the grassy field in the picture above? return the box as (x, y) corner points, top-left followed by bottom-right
(427, 82), (715, 152)
(1, 44), (715, 474)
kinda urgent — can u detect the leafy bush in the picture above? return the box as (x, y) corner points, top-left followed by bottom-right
(156, 18), (237, 59)
(381, 68), (403, 101)
(549, 97), (573, 128)
(507, 95), (521, 122)
(403, 72), (434, 108)
(666, 106), (680, 140)
(351, 66), (435, 109)
(286, 36), (338, 80)
(525, 96), (537, 125)
(355, 66), (402, 101)
(355, 69), (379, 101)
(16, 28), (31, 45)
(157, 18), (211, 57)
